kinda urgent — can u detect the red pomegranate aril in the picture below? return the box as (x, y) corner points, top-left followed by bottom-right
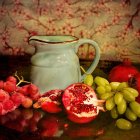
(70, 103), (97, 114)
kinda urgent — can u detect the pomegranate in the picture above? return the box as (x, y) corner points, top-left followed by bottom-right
(129, 73), (140, 103)
(33, 89), (63, 113)
(62, 83), (105, 123)
(109, 59), (139, 82)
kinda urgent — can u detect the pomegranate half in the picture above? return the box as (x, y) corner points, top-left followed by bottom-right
(62, 83), (105, 123)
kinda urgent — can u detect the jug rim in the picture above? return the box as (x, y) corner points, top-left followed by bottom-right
(29, 35), (79, 44)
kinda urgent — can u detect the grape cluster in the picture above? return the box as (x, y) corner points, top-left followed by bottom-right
(0, 74), (40, 115)
(94, 76), (140, 130)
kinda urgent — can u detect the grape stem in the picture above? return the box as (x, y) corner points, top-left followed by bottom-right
(14, 71), (30, 86)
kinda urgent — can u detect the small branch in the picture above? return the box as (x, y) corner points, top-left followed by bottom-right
(14, 71), (30, 86)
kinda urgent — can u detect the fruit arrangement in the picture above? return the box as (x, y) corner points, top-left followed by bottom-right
(33, 83), (105, 124)
(0, 59), (140, 131)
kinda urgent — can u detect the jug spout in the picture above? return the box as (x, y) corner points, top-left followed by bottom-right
(29, 35), (48, 46)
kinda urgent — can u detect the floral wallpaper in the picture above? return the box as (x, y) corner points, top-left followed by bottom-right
(0, 0), (140, 62)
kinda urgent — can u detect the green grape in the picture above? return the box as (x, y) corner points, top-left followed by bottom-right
(125, 108), (137, 121)
(84, 74), (93, 86)
(116, 82), (128, 91)
(110, 107), (119, 119)
(96, 86), (106, 95)
(105, 97), (115, 110)
(116, 118), (132, 130)
(117, 99), (127, 114)
(129, 101), (140, 116)
(105, 84), (112, 92)
(123, 87), (139, 98)
(110, 82), (120, 91)
(122, 89), (135, 102)
(94, 76), (109, 86)
(114, 92), (123, 105)
(99, 92), (114, 100)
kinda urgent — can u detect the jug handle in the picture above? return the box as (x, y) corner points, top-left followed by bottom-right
(75, 39), (100, 81)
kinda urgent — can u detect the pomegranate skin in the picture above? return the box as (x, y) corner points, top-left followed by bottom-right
(109, 59), (139, 82)
(67, 111), (97, 124)
(34, 89), (63, 113)
(41, 102), (62, 113)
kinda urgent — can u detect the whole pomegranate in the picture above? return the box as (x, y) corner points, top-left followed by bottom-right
(109, 59), (139, 82)
(62, 83), (105, 124)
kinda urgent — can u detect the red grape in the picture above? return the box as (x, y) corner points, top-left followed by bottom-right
(30, 91), (40, 101)
(3, 99), (15, 111)
(3, 81), (17, 93)
(16, 85), (30, 96)
(6, 76), (17, 84)
(27, 84), (40, 101)
(21, 97), (33, 108)
(0, 89), (10, 102)
(28, 84), (39, 95)
(11, 92), (25, 106)
(0, 74), (42, 116)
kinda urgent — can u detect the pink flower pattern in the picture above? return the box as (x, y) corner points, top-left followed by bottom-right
(0, 0), (139, 62)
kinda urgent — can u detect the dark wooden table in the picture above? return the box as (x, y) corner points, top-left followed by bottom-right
(0, 55), (140, 140)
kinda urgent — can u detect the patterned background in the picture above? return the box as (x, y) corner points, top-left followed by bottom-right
(0, 0), (140, 62)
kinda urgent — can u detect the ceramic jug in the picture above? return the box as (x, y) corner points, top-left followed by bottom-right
(29, 35), (100, 94)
